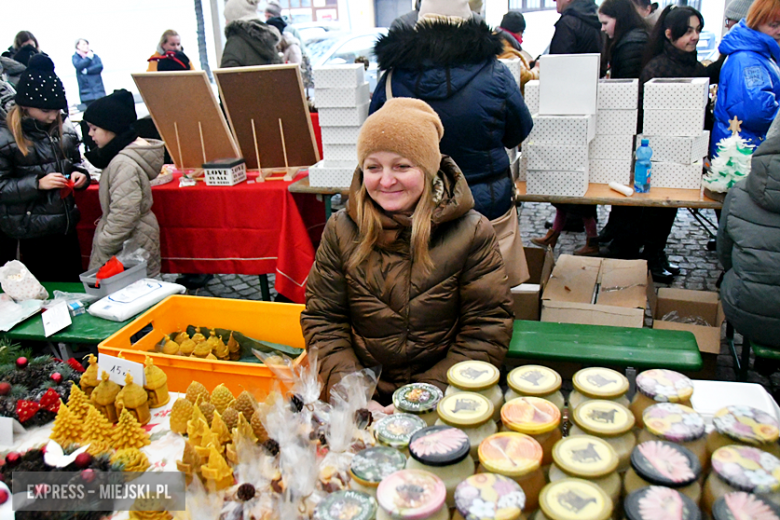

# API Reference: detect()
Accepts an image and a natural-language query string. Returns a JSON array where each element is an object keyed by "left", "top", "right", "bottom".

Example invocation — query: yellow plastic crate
[{"left": 98, "top": 295, "right": 306, "bottom": 399}]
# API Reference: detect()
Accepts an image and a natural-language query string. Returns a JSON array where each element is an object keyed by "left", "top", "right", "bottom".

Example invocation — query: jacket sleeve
[
  {"left": 220, "top": 41, "right": 241, "bottom": 68},
  {"left": 414, "top": 216, "right": 513, "bottom": 390},
  {"left": 86, "top": 55, "right": 104, "bottom": 75},
  {"left": 717, "top": 187, "right": 736, "bottom": 272},
  {"left": 369, "top": 71, "right": 389, "bottom": 114},
  {"left": 72, "top": 54, "right": 103, "bottom": 75},
  {"left": 95, "top": 161, "right": 144, "bottom": 256},
  {"left": 611, "top": 39, "right": 645, "bottom": 79},
  {"left": 719, "top": 54, "right": 779, "bottom": 137},
  {"left": 0, "top": 143, "right": 40, "bottom": 204},
  {"left": 549, "top": 17, "right": 577, "bottom": 55},
  {"left": 499, "top": 65, "right": 534, "bottom": 149},
  {"left": 300, "top": 213, "right": 365, "bottom": 397}
]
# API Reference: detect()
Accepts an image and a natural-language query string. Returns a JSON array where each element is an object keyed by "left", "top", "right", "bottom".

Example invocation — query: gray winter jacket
[
  {"left": 221, "top": 19, "right": 282, "bottom": 68},
  {"left": 717, "top": 117, "right": 780, "bottom": 347}
]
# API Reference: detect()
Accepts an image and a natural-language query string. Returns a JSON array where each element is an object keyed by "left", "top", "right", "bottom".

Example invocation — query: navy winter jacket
[
  {"left": 370, "top": 20, "right": 533, "bottom": 220},
  {"left": 72, "top": 52, "right": 106, "bottom": 103}
]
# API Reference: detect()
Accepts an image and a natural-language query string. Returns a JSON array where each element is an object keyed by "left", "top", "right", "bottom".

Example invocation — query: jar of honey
[
  {"left": 569, "top": 400, "right": 636, "bottom": 473},
  {"left": 623, "top": 486, "right": 701, "bottom": 520},
  {"left": 536, "top": 478, "right": 613, "bottom": 520},
  {"left": 478, "top": 432, "right": 545, "bottom": 512},
  {"left": 317, "top": 490, "right": 378, "bottom": 520},
  {"left": 712, "top": 492, "right": 780, "bottom": 520},
  {"left": 377, "top": 469, "right": 450, "bottom": 520},
  {"left": 549, "top": 435, "right": 621, "bottom": 508},
  {"left": 624, "top": 441, "right": 702, "bottom": 505},
  {"left": 629, "top": 369, "right": 693, "bottom": 429},
  {"left": 637, "top": 403, "right": 707, "bottom": 470},
  {"left": 454, "top": 474, "right": 528, "bottom": 520},
  {"left": 394, "top": 383, "right": 444, "bottom": 427},
  {"left": 707, "top": 406, "right": 780, "bottom": 459},
  {"left": 349, "top": 447, "right": 408, "bottom": 498},
  {"left": 505, "top": 365, "right": 565, "bottom": 413},
  {"left": 436, "top": 392, "right": 498, "bottom": 460},
  {"left": 569, "top": 368, "right": 630, "bottom": 412},
  {"left": 374, "top": 413, "right": 427, "bottom": 455},
  {"left": 703, "top": 446, "right": 780, "bottom": 516},
  {"left": 501, "top": 397, "right": 562, "bottom": 467},
  {"left": 446, "top": 361, "right": 504, "bottom": 422}
]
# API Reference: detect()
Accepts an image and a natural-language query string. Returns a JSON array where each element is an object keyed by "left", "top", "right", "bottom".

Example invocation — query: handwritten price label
[{"left": 97, "top": 353, "right": 145, "bottom": 387}]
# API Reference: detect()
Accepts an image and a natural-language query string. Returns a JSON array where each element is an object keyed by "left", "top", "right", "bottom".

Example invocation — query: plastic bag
[
  {"left": 96, "top": 256, "right": 124, "bottom": 285},
  {"left": 661, "top": 310, "right": 712, "bottom": 327},
  {"left": 0, "top": 260, "right": 48, "bottom": 300},
  {"left": 43, "top": 290, "right": 99, "bottom": 310},
  {"left": 0, "top": 296, "right": 43, "bottom": 331},
  {"left": 116, "top": 238, "right": 150, "bottom": 265}
]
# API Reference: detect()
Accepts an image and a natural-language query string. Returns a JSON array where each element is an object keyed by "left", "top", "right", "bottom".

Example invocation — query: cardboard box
[
  {"left": 524, "top": 80, "right": 540, "bottom": 114},
  {"left": 308, "top": 160, "right": 356, "bottom": 188},
  {"left": 589, "top": 134, "right": 634, "bottom": 160},
  {"left": 313, "top": 64, "right": 365, "bottom": 88},
  {"left": 642, "top": 109, "right": 705, "bottom": 137},
  {"left": 643, "top": 77, "right": 709, "bottom": 110},
  {"left": 499, "top": 57, "right": 522, "bottom": 87},
  {"left": 315, "top": 82, "right": 370, "bottom": 108},
  {"left": 528, "top": 114, "right": 596, "bottom": 145},
  {"left": 539, "top": 53, "right": 600, "bottom": 115},
  {"left": 598, "top": 79, "right": 639, "bottom": 110},
  {"left": 589, "top": 159, "right": 632, "bottom": 184},
  {"left": 652, "top": 288, "right": 725, "bottom": 355},
  {"left": 318, "top": 102, "right": 370, "bottom": 127},
  {"left": 527, "top": 169, "right": 589, "bottom": 197},
  {"left": 511, "top": 246, "right": 555, "bottom": 321},
  {"left": 525, "top": 143, "right": 588, "bottom": 171},
  {"left": 596, "top": 109, "right": 638, "bottom": 135},
  {"left": 322, "top": 143, "right": 358, "bottom": 162},
  {"left": 321, "top": 126, "right": 362, "bottom": 145},
  {"left": 541, "top": 256, "right": 652, "bottom": 328},
  {"left": 636, "top": 132, "right": 710, "bottom": 164},
  {"left": 650, "top": 161, "right": 703, "bottom": 189}
]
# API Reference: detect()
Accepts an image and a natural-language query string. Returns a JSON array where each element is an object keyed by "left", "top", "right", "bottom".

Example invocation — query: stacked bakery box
[
  {"left": 309, "top": 64, "right": 370, "bottom": 188},
  {"left": 638, "top": 78, "right": 710, "bottom": 189},
  {"left": 515, "top": 79, "right": 540, "bottom": 181},
  {"left": 590, "top": 79, "right": 638, "bottom": 185}
]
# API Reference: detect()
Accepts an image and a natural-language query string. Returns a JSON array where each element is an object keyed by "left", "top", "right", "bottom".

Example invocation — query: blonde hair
[
  {"left": 747, "top": 0, "right": 780, "bottom": 29},
  {"left": 157, "top": 29, "right": 179, "bottom": 54},
  {"left": 6, "top": 105, "right": 63, "bottom": 157}
]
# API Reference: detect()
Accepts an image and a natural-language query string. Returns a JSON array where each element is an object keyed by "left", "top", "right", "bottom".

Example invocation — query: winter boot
[
  {"left": 574, "top": 237, "right": 601, "bottom": 256},
  {"left": 531, "top": 229, "right": 560, "bottom": 249}
]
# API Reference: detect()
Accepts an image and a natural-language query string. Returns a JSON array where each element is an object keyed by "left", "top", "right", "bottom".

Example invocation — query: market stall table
[{"left": 288, "top": 175, "right": 348, "bottom": 220}]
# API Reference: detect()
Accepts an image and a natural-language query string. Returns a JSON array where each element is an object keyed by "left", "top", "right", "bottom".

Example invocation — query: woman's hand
[
  {"left": 38, "top": 173, "right": 69, "bottom": 190},
  {"left": 71, "top": 172, "right": 88, "bottom": 188},
  {"left": 368, "top": 400, "right": 395, "bottom": 414}
]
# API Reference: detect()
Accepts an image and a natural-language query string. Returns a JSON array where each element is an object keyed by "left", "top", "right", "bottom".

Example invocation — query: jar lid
[
  {"left": 711, "top": 445, "right": 780, "bottom": 493},
  {"left": 624, "top": 486, "right": 701, "bottom": 520},
  {"left": 630, "top": 441, "right": 701, "bottom": 488},
  {"left": 501, "top": 397, "right": 561, "bottom": 435},
  {"left": 572, "top": 368, "right": 629, "bottom": 399},
  {"left": 437, "top": 392, "right": 494, "bottom": 427},
  {"left": 538, "top": 478, "right": 612, "bottom": 520},
  {"left": 393, "top": 383, "right": 444, "bottom": 415},
  {"left": 447, "top": 360, "right": 500, "bottom": 391},
  {"left": 713, "top": 492, "right": 780, "bottom": 520},
  {"left": 454, "top": 473, "right": 526, "bottom": 520},
  {"left": 375, "top": 413, "right": 427, "bottom": 450},
  {"left": 350, "top": 447, "right": 408, "bottom": 486},
  {"left": 409, "top": 426, "right": 470, "bottom": 467},
  {"left": 316, "top": 490, "right": 378, "bottom": 520},
  {"left": 571, "top": 400, "right": 634, "bottom": 437},
  {"left": 552, "top": 435, "right": 619, "bottom": 479},
  {"left": 635, "top": 369, "right": 693, "bottom": 403},
  {"left": 642, "top": 403, "right": 704, "bottom": 442},
  {"left": 376, "top": 469, "right": 446, "bottom": 520},
  {"left": 507, "top": 365, "right": 562, "bottom": 396},
  {"left": 713, "top": 405, "right": 780, "bottom": 446},
  {"left": 478, "top": 432, "right": 543, "bottom": 477}
]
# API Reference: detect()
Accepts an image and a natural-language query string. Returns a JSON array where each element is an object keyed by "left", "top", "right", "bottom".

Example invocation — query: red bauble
[
  {"left": 0, "top": 488, "right": 8, "bottom": 505},
  {"left": 0, "top": 382, "right": 10, "bottom": 396},
  {"left": 15, "top": 357, "right": 28, "bottom": 369},
  {"left": 5, "top": 452, "right": 21, "bottom": 467},
  {"left": 80, "top": 469, "right": 96, "bottom": 483},
  {"left": 50, "top": 372, "right": 62, "bottom": 384},
  {"left": 74, "top": 452, "right": 92, "bottom": 469}
]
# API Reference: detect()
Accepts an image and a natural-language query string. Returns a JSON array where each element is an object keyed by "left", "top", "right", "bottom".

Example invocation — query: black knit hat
[
  {"left": 14, "top": 54, "right": 67, "bottom": 110},
  {"left": 84, "top": 89, "right": 137, "bottom": 134},
  {"left": 500, "top": 11, "right": 526, "bottom": 34}
]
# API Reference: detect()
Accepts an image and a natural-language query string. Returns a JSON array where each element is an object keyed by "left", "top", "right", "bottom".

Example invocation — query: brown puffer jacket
[{"left": 301, "top": 157, "right": 513, "bottom": 404}]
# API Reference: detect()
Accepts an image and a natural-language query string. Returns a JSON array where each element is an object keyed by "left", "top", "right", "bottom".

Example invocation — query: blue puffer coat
[
  {"left": 712, "top": 21, "right": 780, "bottom": 156},
  {"left": 370, "top": 19, "right": 533, "bottom": 220},
  {"left": 72, "top": 52, "right": 106, "bottom": 104}
]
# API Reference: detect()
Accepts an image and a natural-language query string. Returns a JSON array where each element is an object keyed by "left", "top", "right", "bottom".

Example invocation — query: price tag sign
[
  {"left": 42, "top": 302, "right": 72, "bottom": 337},
  {"left": 97, "top": 353, "right": 145, "bottom": 387}
]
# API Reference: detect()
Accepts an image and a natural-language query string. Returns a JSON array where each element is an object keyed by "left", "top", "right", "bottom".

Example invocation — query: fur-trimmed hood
[{"left": 224, "top": 19, "right": 280, "bottom": 51}]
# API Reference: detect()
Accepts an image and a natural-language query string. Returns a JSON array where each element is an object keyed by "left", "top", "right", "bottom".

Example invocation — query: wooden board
[
  {"left": 515, "top": 182, "right": 722, "bottom": 209},
  {"left": 214, "top": 64, "right": 320, "bottom": 171},
  {"left": 132, "top": 71, "right": 240, "bottom": 170}
]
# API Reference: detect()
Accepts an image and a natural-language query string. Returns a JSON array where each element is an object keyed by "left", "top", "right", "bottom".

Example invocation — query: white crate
[
  {"left": 539, "top": 53, "right": 600, "bottom": 115},
  {"left": 642, "top": 109, "right": 705, "bottom": 137},
  {"left": 321, "top": 126, "right": 362, "bottom": 145},
  {"left": 528, "top": 114, "right": 595, "bottom": 146},
  {"left": 596, "top": 109, "right": 637, "bottom": 135},
  {"left": 316, "top": 82, "right": 371, "bottom": 108},
  {"left": 499, "top": 57, "right": 522, "bottom": 87},
  {"left": 598, "top": 79, "right": 639, "bottom": 110},
  {"left": 323, "top": 143, "right": 358, "bottom": 162},
  {"left": 650, "top": 161, "right": 703, "bottom": 189},
  {"left": 527, "top": 169, "right": 589, "bottom": 197},
  {"left": 525, "top": 143, "right": 588, "bottom": 171},
  {"left": 308, "top": 160, "right": 356, "bottom": 188},
  {"left": 319, "top": 102, "right": 370, "bottom": 127},
  {"left": 589, "top": 159, "right": 632, "bottom": 184},
  {"left": 636, "top": 132, "right": 710, "bottom": 164},
  {"left": 643, "top": 78, "right": 709, "bottom": 110},
  {"left": 203, "top": 160, "right": 247, "bottom": 186},
  {"left": 524, "top": 80, "right": 540, "bottom": 114},
  {"left": 313, "top": 64, "right": 365, "bottom": 89},
  {"left": 589, "top": 134, "right": 634, "bottom": 160}
]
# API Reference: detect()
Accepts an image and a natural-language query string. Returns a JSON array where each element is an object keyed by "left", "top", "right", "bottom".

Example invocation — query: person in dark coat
[
  {"left": 221, "top": 15, "right": 281, "bottom": 67},
  {"left": 370, "top": 7, "right": 533, "bottom": 221},
  {"left": 72, "top": 39, "right": 105, "bottom": 108},
  {"left": 718, "top": 116, "right": 780, "bottom": 348},
  {"left": 3, "top": 31, "right": 41, "bottom": 68},
  {"left": 550, "top": 0, "right": 604, "bottom": 54}
]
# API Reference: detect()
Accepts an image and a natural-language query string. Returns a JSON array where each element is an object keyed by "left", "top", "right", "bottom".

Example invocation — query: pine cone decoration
[
  {"left": 210, "top": 384, "right": 234, "bottom": 415},
  {"left": 199, "top": 400, "right": 216, "bottom": 427},
  {"left": 233, "top": 391, "right": 256, "bottom": 421},
  {"left": 185, "top": 381, "right": 209, "bottom": 404},
  {"left": 169, "top": 398, "right": 194, "bottom": 435},
  {"left": 250, "top": 411, "right": 268, "bottom": 442},
  {"left": 221, "top": 407, "right": 239, "bottom": 431}
]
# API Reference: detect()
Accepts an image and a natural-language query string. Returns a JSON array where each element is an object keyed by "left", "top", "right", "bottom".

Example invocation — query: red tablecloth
[{"left": 74, "top": 170, "right": 325, "bottom": 303}]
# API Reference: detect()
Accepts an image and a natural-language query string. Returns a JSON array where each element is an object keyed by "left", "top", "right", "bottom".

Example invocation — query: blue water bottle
[{"left": 634, "top": 139, "right": 653, "bottom": 193}]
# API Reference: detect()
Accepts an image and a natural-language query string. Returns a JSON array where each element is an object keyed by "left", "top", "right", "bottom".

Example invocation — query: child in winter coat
[{"left": 83, "top": 89, "right": 163, "bottom": 277}]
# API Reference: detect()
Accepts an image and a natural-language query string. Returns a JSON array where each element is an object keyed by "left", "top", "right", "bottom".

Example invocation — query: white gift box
[
  {"left": 596, "top": 109, "right": 638, "bottom": 135},
  {"left": 524, "top": 80, "right": 540, "bottom": 114},
  {"left": 321, "top": 126, "right": 362, "bottom": 145},
  {"left": 323, "top": 143, "right": 358, "bottom": 162},
  {"left": 643, "top": 77, "right": 709, "bottom": 110},
  {"left": 598, "top": 79, "right": 639, "bottom": 110},
  {"left": 318, "top": 102, "right": 370, "bottom": 127},
  {"left": 589, "top": 134, "right": 634, "bottom": 160},
  {"left": 313, "top": 64, "right": 365, "bottom": 89},
  {"left": 642, "top": 109, "right": 704, "bottom": 137},
  {"left": 316, "top": 82, "right": 370, "bottom": 108},
  {"left": 650, "top": 161, "right": 703, "bottom": 189},
  {"left": 499, "top": 58, "right": 522, "bottom": 87},
  {"left": 539, "top": 53, "right": 600, "bottom": 115},
  {"left": 308, "top": 160, "right": 356, "bottom": 188},
  {"left": 517, "top": 152, "right": 527, "bottom": 182},
  {"left": 636, "top": 131, "right": 710, "bottom": 164},
  {"left": 527, "top": 169, "right": 589, "bottom": 197},
  {"left": 528, "top": 114, "right": 596, "bottom": 145},
  {"left": 525, "top": 143, "right": 588, "bottom": 171},
  {"left": 589, "top": 159, "right": 632, "bottom": 184}
]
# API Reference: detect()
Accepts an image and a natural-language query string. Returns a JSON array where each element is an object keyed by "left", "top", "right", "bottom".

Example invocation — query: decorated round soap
[
  {"left": 713, "top": 406, "right": 780, "bottom": 445},
  {"left": 573, "top": 368, "right": 629, "bottom": 399},
  {"left": 572, "top": 400, "right": 634, "bottom": 437},
  {"left": 501, "top": 397, "right": 561, "bottom": 435},
  {"left": 316, "top": 490, "right": 378, "bottom": 520},
  {"left": 478, "top": 432, "right": 543, "bottom": 477},
  {"left": 409, "top": 426, "right": 470, "bottom": 467},
  {"left": 643, "top": 403, "right": 704, "bottom": 442},
  {"left": 712, "top": 492, "right": 780, "bottom": 520},
  {"left": 635, "top": 369, "right": 693, "bottom": 403},
  {"left": 624, "top": 486, "right": 701, "bottom": 520},
  {"left": 350, "top": 447, "right": 408, "bottom": 486},
  {"left": 375, "top": 413, "right": 427, "bottom": 450},
  {"left": 454, "top": 473, "right": 526, "bottom": 520},
  {"left": 507, "top": 365, "right": 562, "bottom": 396},
  {"left": 437, "top": 392, "right": 493, "bottom": 428},
  {"left": 711, "top": 445, "right": 780, "bottom": 493},
  {"left": 448, "top": 361, "right": 500, "bottom": 391},
  {"left": 393, "top": 383, "right": 444, "bottom": 415},
  {"left": 539, "top": 478, "right": 612, "bottom": 520},
  {"left": 553, "top": 435, "right": 619, "bottom": 479},
  {"left": 376, "top": 469, "right": 446, "bottom": 520},
  {"left": 630, "top": 441, "right": 700, "bottom": 488}
]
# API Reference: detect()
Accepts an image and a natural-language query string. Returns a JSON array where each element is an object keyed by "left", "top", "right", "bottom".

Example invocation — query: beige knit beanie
[
  {"left": 418, "top": 0, "right": 473, "bottom": 23},
  {"left": 357, "top": 98, "right": 444, "bottom": 178}
]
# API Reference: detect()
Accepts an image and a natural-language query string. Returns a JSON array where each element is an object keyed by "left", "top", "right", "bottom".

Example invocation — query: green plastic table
[{"left": 509, "top": 320, "right": 703, "bottom": 371}]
